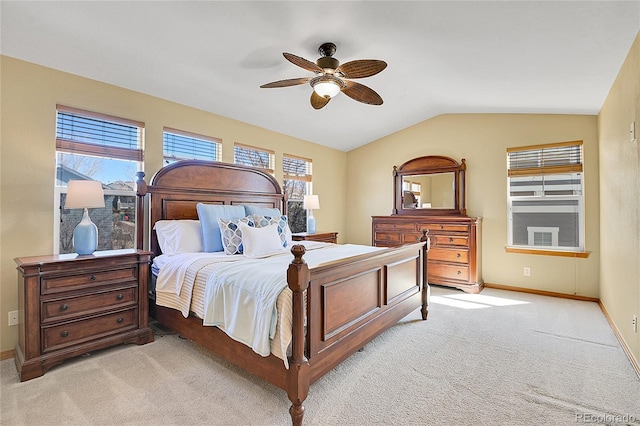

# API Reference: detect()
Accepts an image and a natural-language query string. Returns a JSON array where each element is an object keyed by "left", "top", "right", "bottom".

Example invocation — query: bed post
[
  {"left": 420, "top": 229, "right": 430, "bottom": 320},
  {"left": 135, "top": 171, "right": 148, "bottom": 251},
  {"left": 286, "top": 245, "right": 311, "bottom": 426}
]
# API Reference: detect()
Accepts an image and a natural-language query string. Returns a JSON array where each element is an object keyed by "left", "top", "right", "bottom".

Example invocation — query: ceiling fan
[{"left": 260, "top": 42, "right": 387, "bottom": 110}]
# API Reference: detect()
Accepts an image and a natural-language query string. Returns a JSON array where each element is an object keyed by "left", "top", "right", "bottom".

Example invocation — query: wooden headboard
[{"left": 136, "top": 160, "right": 285, "bottom": 257}]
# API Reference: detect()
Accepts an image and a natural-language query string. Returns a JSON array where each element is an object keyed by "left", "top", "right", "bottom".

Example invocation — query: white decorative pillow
[
  {"left": 153, "top": 220, "right": 203, "bottom": 255},
  {"left": 217, "top": 216, "right": 254, "bottom": 255},
  {"left": 251, "top": 214, "right": 291, "bottom": 247},
  {"left": 238, "top": 222, "right": 287, "bottom": 258}
]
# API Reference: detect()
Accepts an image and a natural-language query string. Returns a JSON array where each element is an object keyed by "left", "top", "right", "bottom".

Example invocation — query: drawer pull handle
[
  {"left": 457, "top": 270, "right": 461, "bottom": 275},
  {"left": 90, "top": 275, "right": 96, "bottom": 281},
  {"left": 116, "top": 293, "right": 124, "bottom": 300},
  {"left": 440, "top": 225, "right": 444, "bottom": 230},
  {"left": 60, "top": 304, "right": 68, "bottom": 311},
  {"left": 457, "top": 253, "right": 461, "bottom": 258},
  {"left": 117, "top": 317, "right": 124, "bottom": 324},
  {"left": 385, "top": 235, "right": 390, "bottom": 239},
  {"left": 449, "top": 237, "right": 454, "bottom": 242},
  {"left": 60, "top": 330, "right": 69, "bottom": 338}
]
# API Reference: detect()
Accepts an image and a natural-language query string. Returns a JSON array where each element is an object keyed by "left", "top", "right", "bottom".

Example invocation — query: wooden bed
[{"left": 135, "top": 160, "right": 429, "bottom": 425}]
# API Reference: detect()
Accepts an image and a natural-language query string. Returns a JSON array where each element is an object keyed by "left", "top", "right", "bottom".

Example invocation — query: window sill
[{"left": 505, "top": 247, "right": 590, "bottom": 258}]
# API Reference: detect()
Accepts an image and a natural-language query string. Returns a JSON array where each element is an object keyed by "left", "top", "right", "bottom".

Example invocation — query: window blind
[
  {"left": 56, "top": 105, "right": 144, "bottom": 162},
  {"left": 234, "top": 143, "right": 274, "bottom": 173},
  {"left": 507, "top": 140, "right": 582, "bottom": 177},
  {"left": 283, "top": 154, "right": 312, "bottom": 182},
  {"left": 163, "top": 128, "right": 221, "bottom": 162}
]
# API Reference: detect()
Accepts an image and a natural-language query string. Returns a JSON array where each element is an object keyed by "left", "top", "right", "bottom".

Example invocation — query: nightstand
[
  {"left": 291, "top": 231, "right": 338, "bottom": 244},
  {"left": 14, "top": 249, "right": 154, "bottom": 381}
]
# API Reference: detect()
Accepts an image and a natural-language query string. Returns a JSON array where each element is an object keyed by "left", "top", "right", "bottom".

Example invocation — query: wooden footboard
[{"left": 286, "top": 241, "right": 428, "bottom": 424}]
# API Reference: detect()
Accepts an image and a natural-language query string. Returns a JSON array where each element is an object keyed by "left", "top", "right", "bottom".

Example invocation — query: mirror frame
[{"left": 392, "top": 155, "right": 467, "bottom": 216}]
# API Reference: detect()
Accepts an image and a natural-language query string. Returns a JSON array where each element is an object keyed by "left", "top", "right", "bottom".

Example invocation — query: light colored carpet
[{"left": 1, "top": 287, "right": 639, "bottom": 426}]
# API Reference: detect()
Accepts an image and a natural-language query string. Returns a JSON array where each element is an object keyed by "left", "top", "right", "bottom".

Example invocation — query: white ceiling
[{"left": 2, "top": 1, "right": 639, "bottom": 152}]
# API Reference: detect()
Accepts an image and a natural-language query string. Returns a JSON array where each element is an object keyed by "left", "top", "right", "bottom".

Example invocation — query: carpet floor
[{"left": 1, "top": 286, "right": 639, "bottom": 425}]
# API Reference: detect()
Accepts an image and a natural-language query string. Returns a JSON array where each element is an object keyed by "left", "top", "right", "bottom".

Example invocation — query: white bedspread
[{"left": 153, "top": 242, "right": 382, "bottom": 366}]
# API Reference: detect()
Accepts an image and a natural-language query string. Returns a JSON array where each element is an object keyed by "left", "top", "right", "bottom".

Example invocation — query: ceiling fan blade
[
  {"left": 283, "top": 53, "right": 323, "bottom": 73},
  {"left": 342, "top": 80, "right": 383, "bottom": 105},
  {"left": 336, "top": 60, "right": 387, "bottom": 79},
  {"left": 260, "top": 77, "right": 312, "bottom": 88},
  {"left": 310, "top": 91, "right": 330, "bottom": 110}
]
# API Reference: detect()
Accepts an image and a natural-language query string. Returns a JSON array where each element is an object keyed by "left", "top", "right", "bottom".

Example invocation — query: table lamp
[
  {"left": 303, "top": 194, "right": 320, "bottom": 234},
  {"left": 65, "top": 180, "right": 105, "bottom": 255}
]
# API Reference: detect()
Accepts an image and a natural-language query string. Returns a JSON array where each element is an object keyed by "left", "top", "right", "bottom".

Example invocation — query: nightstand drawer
[
  {"left": 42, "top": 267, "right": 137, "bottom": 294},
  {"left": 42, "top": 286, "right": 137, "bottom": 323},
  {"left": 42, "top": 308, "right": 138, "bottom": 352}
]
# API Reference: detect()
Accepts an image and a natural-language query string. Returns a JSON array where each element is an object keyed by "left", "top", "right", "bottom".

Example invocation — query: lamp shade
[
  {"left": 65, "top": 180, "right": 105, "bottom": 209},
  {"left": 303, "top": 195, "right": 320, "bottom": 210}
]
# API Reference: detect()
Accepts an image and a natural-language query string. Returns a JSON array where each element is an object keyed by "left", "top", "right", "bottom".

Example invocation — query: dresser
[
  {"left": 14, "top": 249, "right": 154, "bottom": 381},
  {"left": 373, "top": 155, "right": 483, "bottom": 293},
  {"left": 372, "top": 215, "right": 482, "bottom": 293},
  {"left": 291, "top": 231, "right": 338, "bottom": 244}
]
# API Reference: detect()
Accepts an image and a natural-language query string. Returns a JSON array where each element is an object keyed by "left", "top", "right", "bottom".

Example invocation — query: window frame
[
  {"left": 54, "top": 105, "right": 144, "bottom": 254},
  {"left": 506, "top": 140, "right": 587, "bottom": 257},
  {"left": 282, "top": 154, "right": 313, "bottom": 233}
]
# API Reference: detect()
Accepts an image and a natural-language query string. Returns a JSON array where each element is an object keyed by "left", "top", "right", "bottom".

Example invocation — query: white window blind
[
  {"left": 234, "top": 143, "right": 274, "bottom": 173},
  {"left": 56, "top": 105, "right": 144, "bottom": 162},
  {"left": 163, "top": 128, "right": 222, "bottom": 164}
]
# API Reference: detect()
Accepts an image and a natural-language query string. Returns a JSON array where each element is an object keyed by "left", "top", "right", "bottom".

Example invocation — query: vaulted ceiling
[{"left": 2, "top": 1, "right": 639, "bottom": 151}]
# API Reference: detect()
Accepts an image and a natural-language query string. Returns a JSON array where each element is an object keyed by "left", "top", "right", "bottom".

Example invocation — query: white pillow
[
  {"left": 238, "top": 222, "right": 287, "bottom": 258},
  {"left": 154, "top": 220, "right": 203, "bottom": 255}
]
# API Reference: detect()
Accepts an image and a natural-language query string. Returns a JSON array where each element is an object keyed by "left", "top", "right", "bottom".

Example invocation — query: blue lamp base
[
  {"left": 73, "top": 208, "right": 98, "bottom": 255},
  {"left": 307, "top": 214, "right": 317, "bottom": 234}
]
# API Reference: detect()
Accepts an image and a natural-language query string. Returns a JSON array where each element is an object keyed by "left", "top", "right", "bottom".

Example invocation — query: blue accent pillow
[
  {"left": 196, "top": 203, "right": 246, "bottom": 252},
  {"left": 243, "top": 205, "right": 282, "bottom": 217}
]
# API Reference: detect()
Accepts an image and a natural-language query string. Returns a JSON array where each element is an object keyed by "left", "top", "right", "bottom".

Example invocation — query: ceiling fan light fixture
[{"left": 311, "top": 75, "right": 343, "bottom": 99}]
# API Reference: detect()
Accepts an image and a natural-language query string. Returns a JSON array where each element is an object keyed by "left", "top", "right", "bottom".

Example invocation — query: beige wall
[
  {"left": 346, "top": 114, "right": 600, "bottom": 298},
  {"left": 0, "top": 56, "right": 347, "bottom": 353},
  {"left": 598, "top": 32, "right": 640, "bottom": 363}
]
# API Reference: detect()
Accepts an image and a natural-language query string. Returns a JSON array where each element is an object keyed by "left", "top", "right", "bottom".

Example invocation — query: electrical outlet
[
  {"left": 523, "top": 266, "right": 531, "bottom": 277},
  {"left": 633, "top": 315, "right": 638, "bottom": 333},
  {"left": 8, "top": 310, "right": 19, "bottom": 326}
]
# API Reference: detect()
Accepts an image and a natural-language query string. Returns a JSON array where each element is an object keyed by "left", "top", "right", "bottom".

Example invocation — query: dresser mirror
[{"left": 393, "top": 156, "right": 466, "bottom": 216}]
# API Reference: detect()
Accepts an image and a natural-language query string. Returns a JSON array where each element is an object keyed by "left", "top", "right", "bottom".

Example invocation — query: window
[
  {"left": 507, "top": 140, "right": 584, "bottom": 252},
  {"left": 283, "top": 154, "right": 312, "bottom": 233},
  {"left": 234, "top": 143, "right": 275, "bottom": 174},
  {"left": 163, "top": 128, "right": 221, "bottom": 164},
  {"left": 55, "top": 105, "right": 144, "bottom": 254}
]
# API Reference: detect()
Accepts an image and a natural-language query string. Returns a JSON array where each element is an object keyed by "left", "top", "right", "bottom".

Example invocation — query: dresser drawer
[
  {"left": 41, "top": 286, "right": 137, "bottom": 323},
  {"left": 374, "top": 222, "right": 416, "bottom": 231},
  {"left": 42, "top": 308, "right": 138, "bottom": 352},
  {"left": 374, "top": 232, "right": 403, "bottom": 244},
  {"left": 429, "top": 247, "right": 469, "bottom": 264},
  {"left": 423, "top": 223, "right": 469, "bottom": 233},
  {"left": 432, "top": 235, "right": 469, "bottom": 247},
  {"left": 429, "top": 262, "right": 469, "bottom": 282},
  {"left": 42, "top": 267, "right": 137, "bottom": 294}
]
